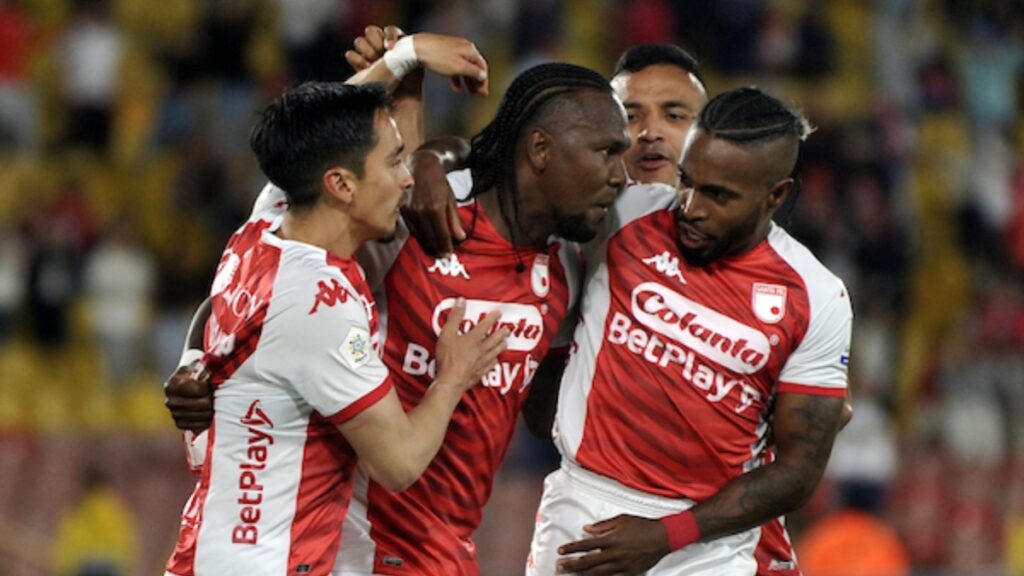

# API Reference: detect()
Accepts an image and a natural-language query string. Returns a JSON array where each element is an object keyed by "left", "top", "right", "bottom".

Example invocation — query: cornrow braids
[
  {"left": 466, "top": 63, "right": 613, "bottom": 256},
  {"left": 697, "top": 86, "right": 814, "bottom": 145}
]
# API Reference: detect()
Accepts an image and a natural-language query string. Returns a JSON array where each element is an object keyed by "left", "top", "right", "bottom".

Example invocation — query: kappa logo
[
  {"left": 309, "top": 278, "right": 350, "bottom": 315},
  {"left": 428, "top": 254, "right": 470, "bottom": 279},
  {"left": 642, "top": 251, "right": 686, "bottom": 284}
]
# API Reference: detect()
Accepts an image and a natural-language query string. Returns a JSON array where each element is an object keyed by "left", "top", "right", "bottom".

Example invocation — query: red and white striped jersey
[
  {"left": 335, "top": 170, "right": 580, "bottom": 575},
  {"left": 166, "top": 202, "right": 392, "bottom": 576},
  {"left": 554, "top": 182, "right": 852, "bottom": 501}
]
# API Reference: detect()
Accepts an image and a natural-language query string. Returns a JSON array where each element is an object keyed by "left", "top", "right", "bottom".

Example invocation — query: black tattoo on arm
[{"left": 689, "top": 393, "right": 844, "bottom": 540}]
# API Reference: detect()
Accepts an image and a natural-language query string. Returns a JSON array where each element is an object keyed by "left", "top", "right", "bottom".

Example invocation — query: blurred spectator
[
  {"left": 198, "top": 0, "right": 261, "bottom": 157},
  {"left": 26, "top": 220, "right": 78, "bottom": 348},
  {"left": 59, "top": 0, "right": 123, "bottom": 152},
  {"left": 275, "top": 0, "right": 350, "bottom": 83},
  {"left": 620, "top": 0, "right": 675, "bottom": 47},
  {"left": 52, "top": 466, "right": 137, "bottom": 576},
  {"left": 955, "top": 17, "right": 1024, "bottom": 133},
  {"left": 83, "top": 217, "right": 155, "bottom": 387},
  {"left": 825, "top": 310, "right": 899, "bottom": 514},
  {"left": 0, "top": 0, "right": 38, "bottom": 150},
  {"left": 0, "top": 223, "right": 26, "bottom": 340}
]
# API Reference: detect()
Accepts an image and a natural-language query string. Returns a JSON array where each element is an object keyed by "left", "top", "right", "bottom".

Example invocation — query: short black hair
[
  {"left": 249, "top": 82, "right": 391, "bottom": 208},
  {"left": 697, "top": 86, "right": 811, "bottom": 144},
  {"left": 467, "top": 62, "right": 613, "bottom": 247},
  {"left": 612, "top": 44, "right": 704, "bottom": 87}
]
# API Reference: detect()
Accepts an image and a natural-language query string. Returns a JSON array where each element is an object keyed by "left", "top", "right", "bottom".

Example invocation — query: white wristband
[
  {"left": 383, "top": 35, "right": 419, "bottom": 79},
  {"left": 178, "top": 348, "right": 204, "bottom": 369}
]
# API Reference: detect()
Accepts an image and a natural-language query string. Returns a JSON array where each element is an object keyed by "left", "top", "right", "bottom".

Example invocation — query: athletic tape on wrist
[
  {"left": 383, "top": 36, "right": 418, "bottom": 79},
  {"left": 661, "top": 510, "right": 700, "bottom": 552}
]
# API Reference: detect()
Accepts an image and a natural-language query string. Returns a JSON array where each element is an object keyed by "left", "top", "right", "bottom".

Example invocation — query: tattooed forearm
[{"left": 689, "top": 394, "right": 844, "bottom": 541}]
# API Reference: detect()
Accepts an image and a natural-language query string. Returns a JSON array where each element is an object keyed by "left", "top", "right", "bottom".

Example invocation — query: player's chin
[{"left": 375, "top": 221, "right": 399, "bottom": 244}]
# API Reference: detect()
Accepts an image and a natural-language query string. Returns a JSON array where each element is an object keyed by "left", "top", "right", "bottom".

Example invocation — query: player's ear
[
  {"left": 323, "top": 166, "right": 359, "bottom": 205},
  {"left": 526, "top": 128, "right": 551, "bottom": 172},
  {"left": 765, "top": 177, "right": 792, "bottom": 214}
]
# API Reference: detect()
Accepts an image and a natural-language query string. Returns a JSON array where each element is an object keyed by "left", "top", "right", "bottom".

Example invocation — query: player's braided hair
[
  {"left": 466, "top": 63, "right": 612, "bottom": 255},
  {"left": 697, "top": 86, "right": 813, "bottom": 144},
  {"left": 698, "top": 86, "right": 812, "bottom": 226}
]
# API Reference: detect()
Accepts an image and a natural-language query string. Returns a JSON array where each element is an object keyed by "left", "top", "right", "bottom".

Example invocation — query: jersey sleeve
[
  {"left": 777, "top": 280, "right": 852, "bottom": 397},
  {"left": 257, "top": 268, "right": 392, "bottom": 425}
]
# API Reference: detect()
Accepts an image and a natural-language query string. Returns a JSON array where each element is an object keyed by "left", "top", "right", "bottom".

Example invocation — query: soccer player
[
  {"left": 165, "top": 30, "right": 631, "bottom": 576},
  {"left": 163, "top": 82, "right": 508, "bottom": 576},
  {"left": 611, "top": 44, "right": 810, "bottom": 576},
  {"left": 526, "top": 87, "right": 852, "bottom": 576}
]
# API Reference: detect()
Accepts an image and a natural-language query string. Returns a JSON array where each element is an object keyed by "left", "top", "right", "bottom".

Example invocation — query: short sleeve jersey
[
  {"left": 166, "top": 201, "right": 392, "bottom": 576},
  {"left": 334, "top": 170, "right": 581, "bottom": 576},
  {"left": 553, "top": 182, "right": 852, "bottom": 501}
]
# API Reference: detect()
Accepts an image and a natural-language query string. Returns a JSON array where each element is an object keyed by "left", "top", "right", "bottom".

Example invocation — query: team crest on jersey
[
  {"left": 531, "top": 254, "right": 550, "bottom": 297},
  {"left": 428, "top": 254, "right": 470, "bottom": 279},
  {"left": 751, "top": 283, "right": 787, "bottom": 324},
  {"left": 339, "top": 326, "right": 371, "bottom": 370}
]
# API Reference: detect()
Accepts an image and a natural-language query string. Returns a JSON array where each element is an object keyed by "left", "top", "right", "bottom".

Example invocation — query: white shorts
[{"left": 526, "top": 461, "right": 758, "bottom": 576}]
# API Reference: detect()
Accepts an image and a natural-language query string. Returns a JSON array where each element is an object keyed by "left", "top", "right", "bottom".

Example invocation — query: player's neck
[
  {"left": 278, "top": 208, "right": 361, "bottom": 260},
  {"left": 477, "top": 189, "right": 549, "bottom": 248}
]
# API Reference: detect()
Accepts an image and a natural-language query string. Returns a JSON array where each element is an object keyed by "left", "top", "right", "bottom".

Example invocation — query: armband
[{"left": 660, "top": 510, "right": 700, "bottom": 552}]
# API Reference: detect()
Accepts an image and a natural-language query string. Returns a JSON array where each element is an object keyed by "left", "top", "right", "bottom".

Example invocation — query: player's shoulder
[
  {"left": 765, "top": 224, "right": 848, "bottom": 303},
  {"left": 268, "top": 237, "right": 364, "bottom": 305},
  {"left": 610, "top": 182, "right": 679, "bottom": 229}
]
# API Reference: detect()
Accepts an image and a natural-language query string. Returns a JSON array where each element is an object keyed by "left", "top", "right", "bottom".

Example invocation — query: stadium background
[{"left": 0, "top": 0, "right": 1022, "bottom": 574}]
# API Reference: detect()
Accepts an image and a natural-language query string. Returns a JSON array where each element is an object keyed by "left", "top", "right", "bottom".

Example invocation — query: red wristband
[{"left": 661, "top": 510, "right": 700, "bottom": 551}]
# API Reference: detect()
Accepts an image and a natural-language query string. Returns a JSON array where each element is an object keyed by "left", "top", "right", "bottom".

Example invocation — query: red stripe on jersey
[
  {"left": 756, "top": 517, "right": 801, "bottom": 576},
  {"left": 777, "top": 383, "right": 846, "bottom": 397},
  {"left": 165, "top": 421, "right": 217, "bottom": 575},
  {"left": 326, "top": 377, "right": 393, "bottom": 425},
  {"left": 287, "top": 415, "right": 359, "bottom": 576}
]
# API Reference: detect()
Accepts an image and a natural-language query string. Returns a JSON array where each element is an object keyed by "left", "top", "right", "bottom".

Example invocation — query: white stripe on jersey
[{"left": 554, "top": 182, "right": 677, "bottom": 462}]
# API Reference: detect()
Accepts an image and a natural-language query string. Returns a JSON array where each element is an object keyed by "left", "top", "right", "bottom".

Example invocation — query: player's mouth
[
  {"left": 636, "top": 152, "right": 670, "bottom": 172},
  {"left": 678, "top": 221, "right": 710, "bottom": 250}
]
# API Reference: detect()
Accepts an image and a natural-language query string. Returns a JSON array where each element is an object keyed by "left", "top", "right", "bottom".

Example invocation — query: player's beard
[
  {"left": 679, "top": 210, "right": 761, "bottom": 267},
  {"left": 554, "top": 212, "right": 598, "bottom": 243}
]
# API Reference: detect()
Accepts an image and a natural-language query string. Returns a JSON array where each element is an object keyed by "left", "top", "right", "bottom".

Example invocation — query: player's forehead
[
  {"left": 369, "top": 111, "right": 401, "bottom": 153},
  {"left": 613, "top": 64, "right": 706, "bottom": 106},
  {"left": 570, "top": 92, "right": 628, "bottom": 133}
]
